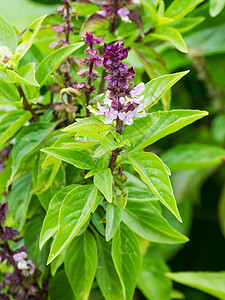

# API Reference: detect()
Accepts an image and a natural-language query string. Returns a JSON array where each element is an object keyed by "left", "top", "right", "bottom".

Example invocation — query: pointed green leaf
[
  {"left": 124, "top": 110, "right": 208, "bottom": 152},
  {"left": 63, "top": 117, "right": 111, "bottom": 133},
  {"left": 49, "top": 271, "right": 74, "bottom": 300},
  {"left": 142, "top": 71, "right": 189, "bottom": 109},
  {"left": 36, "top": 43, "right": 84, "bottom": 86},
  {"left": 96, "top": 236, "right": 124, "bottom": 300},
  {"left": 165, "top": 0, "right": 205, "bottom": 22},
  {"left": 94, "top": 169, "right": 112, "bottom": 203},
  {"left": 138, "top": 257, "right": 172, "bottom": 300},
  {"left": 0, "top": 16, "right": 17, "bottom": 52},
  {"left": 167, "top": 272, "right": 225, "bottom": 299},
  {"left": 210, "top": 0, "right": 225, "bottom": 16},
  {"left": 48, "top": 185, "right": 97, "bottom": 263},
  {"left": 8, "top": 172, "right": 33, "bottom": 230},
  {"left": 65, "top": 231, "right": 97, "bottom": 300},
  {"left": 41, "top": 147, "right": 96, "bottom": 170},
  {"left": 112, "top": 223, "right": 141, "bottom": 300},
  {"left": 151, "top": 27, "right": 188, "bottom": 53},
  {"left": 51, "top": 250, "right": 66, "bottom": 277},
  {"left": 106, "top": 204, "right": 122, "bottom": 241},
  {"left": 40, "top": 185, "right": 77, "bottom": 249},
  {"left": 123, "top": 201, "right": 188, "bottom": 244},
  {"left": 5, "top": 63, "right": 39, "bottom": 86},
  {"left": 13, "top": 15, "right": 46, "bottom": 64},
  {"left": 126, "top": 152, "right": 181, "bottom": 221},
  {"left": 11, "top": 122, "right": 55, "bottom": 178},
  {"left": 0, "top": 111, "right": 31, "bottom": 150},
  {"left": 161, "top": 144, "right": 225, "bottom": 172}
]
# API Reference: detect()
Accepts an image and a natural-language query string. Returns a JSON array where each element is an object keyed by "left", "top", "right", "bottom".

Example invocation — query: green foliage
[{"left": 0, "top": 1, "right": 224, "bottom": 299}]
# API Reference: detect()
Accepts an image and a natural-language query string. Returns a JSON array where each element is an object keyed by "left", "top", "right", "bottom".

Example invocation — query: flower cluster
[
  {"left": 89, "top": 42, "right": 147, "bottom": 125},
  {"left": 0, "top": 203, "right": 47, "bottom": 299},
  {"left": 97, "top": 0, "right": 137, "bottom": 24},
  {"left": 49, "top": 0, "right": 75, "bottom": 49}
]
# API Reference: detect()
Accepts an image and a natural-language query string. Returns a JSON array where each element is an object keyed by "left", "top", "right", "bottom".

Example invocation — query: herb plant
[{"left": 0, "top": 0, "right": 225, "bottom": 299}]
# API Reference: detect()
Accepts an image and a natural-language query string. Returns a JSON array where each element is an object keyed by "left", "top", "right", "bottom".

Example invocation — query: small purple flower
[
  {"left": 53, "top": 24, "right": 65, "bottom": 33},
  {"left": 117, "top": 8, "right": 131, "bottom": 23},
  {"left": 2, "top": 227, "right": 19, "bottom": 241},
  {"left": 82, "top": 31, "right": 105, "bottom": 47}
]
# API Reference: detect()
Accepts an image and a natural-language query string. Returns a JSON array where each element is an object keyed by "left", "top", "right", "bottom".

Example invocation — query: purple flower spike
[
  {"left": 89, "top": 42, "right": 147, "bottom": 125},
  {"left": 83, "top": 31, "right": 105, "bottom": 47}
]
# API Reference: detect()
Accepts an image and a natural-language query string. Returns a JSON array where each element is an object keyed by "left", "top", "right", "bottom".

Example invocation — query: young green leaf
[
  {"left": 112, "top": 223, "right": 141, "bottom": 300},
  {"left": 36, "top": 43, "right": 84, "bottom": 86},
  {"left": 125, "top": 152, "right": 182, "bottom": 222},
  {"left": 63, "top": 117, "right": 111, "bottom": 133},
  {"left": 5, "top": 63, "right": 39, "bottom": 86},
  {"left": 8, "top": 172, "right": 33, "bottom": 230},
  {"left": 0, "top": 16, "right": 17, "bottom": 52},
  {"left": 138, "top": 257, "right": 172, "bottom": 300},
  {"left": 13, "top": 15, "right": 46, "bottom": 64},
  {"left": 151, "top": 27, "right": 188, "bottom": 53},
  {"left": 11, "top": 122, "right": 55, "bottom": 178},
  {"left": 161, "top": 144, "right": 225, "bottom": 172},
  {"left": 124, "top": 110, "right": 208, "bottom": 152},
  {"left": 51, "top": 250, "right": 66, "bottom": 277},
  {"left": 47, "top": 185, "right": 98, "bottom": 264},
  {"left": 41, "top": 147, "right": 96, "bottom": 170},
  {"left": 94, "top": 168, "right": 112, "bottom": 203},
  {"left": 165, "top": 0, "right": 205, "bottom": 22},
  {"left": 210, "top": 0, "right": 225, "bottom": 17},
  {"left": 0, "top": 111, "right": 31, "bottom": 150},
  {"left": 123, "top": 200, "right": 188, "bottom": 244},
  {"left": 0, "top": 81, "right": 20, "bottom": 103},
  {"left": 80, "top": 14, "right": 109, "bottom": 37},
  {"left": 142, "top": 71, "right": 189, "bottom": 109},
  {"left": 65, "top": 231, "right": 97, "bottom": 300},
  {"left": 96, "top": 236, "right": 125, "bottom": 300},
  {"left": 40, "top": 185, "right": 77, "bottom": 250},
  {"left": 106, "top": 204, "right": 122, "bottom": 241},
  {"left": 70, "top": 2, "right": 99, "bottom": 16},
  {"left": 167, "top": 272, "right": 225, "bottom": 299}
]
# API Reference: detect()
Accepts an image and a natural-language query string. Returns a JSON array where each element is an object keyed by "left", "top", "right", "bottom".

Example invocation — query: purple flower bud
[
  {"left": 53, "top": 24, "right": 65, "bottom": 33},
  {"left": 48, "top": 41, "right": 59, "bottom": 49},
  {"left": 82, "top": 31, "right": 104, "bottom": 47},
  {"left": 57, "top": 5, "right": 66, "bottom": 12}
]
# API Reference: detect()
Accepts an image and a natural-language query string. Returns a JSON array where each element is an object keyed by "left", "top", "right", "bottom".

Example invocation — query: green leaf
[
  {"left": 8, "top": 172, "right": 33, "bottom": 229},
  {"left": 65, "top": 231, "right": 97, "bottom": 300},
  {"left": 63, "top": 117, "right": 111, "bottom": 133},
  {"left": 112, "top": 223, "right": 141, "bottom": 300},
  {"left": 142, "top": 71, "right": 189, "bottom": 109},
  {"left": 93, "top": 138, "right": 118, "bottom": 158},
  {"left": 218, "top": 185, "right": 225, "bottom": 238},
  {"left": 12, "top": 15, "right": 46, "bottom": 64},
  {"left": 80, "top": 14, "right": 109, "bottom": 37},
  {"left": 161, "top": 144, "right": 225, "bottom": 172},
  {"left": 125, "top": 152, "right": 181, "bottom": 221},
  {"left": 151, "top": 27, "right": 188, "bottom": 53},
  {"left": 71, "top": 2, "right": 99, "bottom": 16},
  {"left": 49, "top": 271, "right": 74, "bottom": 300},
  {"left": 94, "top": 169, "right": 112, "bottom": 203},
  {"left": 210, "top": 0, "right": 225, "bottom": 17},
  {"left": 0, "top": 111, "right": 31, "bottom": 150},
  {"left": 106, "top": 204, "right": 122, "bottom": 241},
  {"left": 0, "top": 81, "right": 20, "bottom": 103},
  {"left": 0, "top": 16, "right": 17, "bottom": 52},
  {"left": 5, "top": 63, "right": 39, "bottom": 86},
  {"left": 167, "top": 272, "right": 225, "bottom": 299},
  {"left": 41, "top": 147, "right": 96, "bottom": 170},
  {"left": 124, "top": 110, "right": 208, "bottom": 152},
  {"left": 96, "top": 236, "right": 124, "bottom": 300},
  {"left": 11, "top": 122, "right": 55, "bottom": 178},
  {"left": 51, "top": 250, "right": 66, "bottom": 277},
  {"left": 36, "top": 43, "right": 84, "bottom": 86},
  {"left": 123, "top": 200, "right": 188, "bottom": 244},
  {"left": 138, "top": 257, "right": 172, "bottom": 300},
  {"left": 165, "top": 0, "right": 205, "bottom": 22},
  {"left": 139, "top": 0, "right": 158, "bottom": 22},
  {"left": 40, "top": 185, "right": 77, "bottom": 250},
  {"left": 47, "top": 185, "right": 98, "bottom": 264},
  {"left": 172, "top": 17, "right": 205, "bottom": 33},
  {"left": 12, "top": 15, "right": 47, "bottom": 64}
]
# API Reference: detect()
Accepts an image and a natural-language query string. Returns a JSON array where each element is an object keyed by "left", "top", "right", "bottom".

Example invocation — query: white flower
[
  {"left": 130, "top": 82, "right": 145, "bottom": 104},
  {"left": 117, "top": 8, "right": 131, "bottom": 23}
]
